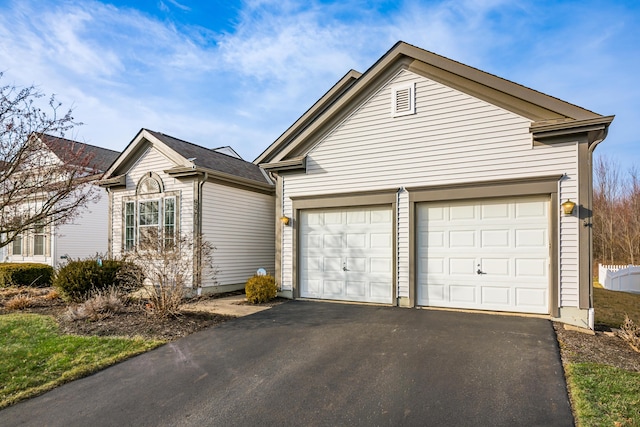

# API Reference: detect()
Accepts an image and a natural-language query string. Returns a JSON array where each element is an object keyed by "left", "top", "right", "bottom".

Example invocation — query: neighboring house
[
  {"left": 99, "top": 129, "right": 275, "bottom": 294},
  {"left": 4, "top": 134, "right": 119, "bottom": 267},
  {"left": 256, "top": 41, "right": 614, "bottom": 328}
]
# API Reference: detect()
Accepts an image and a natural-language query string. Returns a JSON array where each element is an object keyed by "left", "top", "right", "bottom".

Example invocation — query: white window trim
[
  {"left": 123, "top": 192, "right": 179, "bottom": 252},
  {"left": 391, "top": 82, "right": 415, "bottom": 117}
]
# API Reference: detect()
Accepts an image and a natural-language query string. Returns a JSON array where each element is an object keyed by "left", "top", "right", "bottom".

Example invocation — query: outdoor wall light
[
  {"left": 280, "top": 216, "right": 291, "bottom": 226},
  {"left": 561, "top": 199, "right": 576, "bottom": 215}
]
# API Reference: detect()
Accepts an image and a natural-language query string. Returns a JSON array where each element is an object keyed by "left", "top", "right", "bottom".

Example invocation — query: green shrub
[
  {"left": 245, "top": 274, "right": 278, "bottom": 304},
  {"left": 0, "top": 263, "right": 54, "bottom": 287},
  {"left": 53, "top": 258, "right": 143, "bottom": 302}
]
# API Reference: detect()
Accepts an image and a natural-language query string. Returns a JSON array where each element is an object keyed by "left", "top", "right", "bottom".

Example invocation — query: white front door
[
  {"left": 299, "top": 206, "right": 393, "bottom": 304},
  {"left": 416, "top": 196, "right": 550, "bottom": 314}
]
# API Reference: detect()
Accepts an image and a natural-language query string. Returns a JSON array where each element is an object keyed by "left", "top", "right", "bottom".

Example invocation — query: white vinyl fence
[{"left": 599, "top": 264, "right": 640, "bottom": 293}]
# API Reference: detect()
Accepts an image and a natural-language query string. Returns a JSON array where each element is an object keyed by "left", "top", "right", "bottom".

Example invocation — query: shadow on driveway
[{"left": 0, "top": 301, "right": 574, "bottom": 426}]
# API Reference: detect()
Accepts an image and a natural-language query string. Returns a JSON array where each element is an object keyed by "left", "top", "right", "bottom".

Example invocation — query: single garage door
[
  {"left": 299, "top": 206, "right": 393, "bottom": 304},
  {"left": 416, "top": 196, "right": 549, "bottom": 314}
]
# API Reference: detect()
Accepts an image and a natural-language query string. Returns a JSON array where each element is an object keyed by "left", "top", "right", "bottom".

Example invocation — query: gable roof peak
[{"left": 257, "top": 40, "right": 613, "bottom": 166}]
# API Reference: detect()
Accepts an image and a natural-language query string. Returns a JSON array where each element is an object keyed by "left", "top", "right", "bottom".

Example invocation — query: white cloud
[{"left": 0, "top": 0, "right": 636, "bottom": 167}]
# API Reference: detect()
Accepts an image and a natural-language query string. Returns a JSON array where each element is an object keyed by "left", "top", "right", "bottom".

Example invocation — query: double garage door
[{"left": 299, "top": 196, "right": 550, "bottom": 314}]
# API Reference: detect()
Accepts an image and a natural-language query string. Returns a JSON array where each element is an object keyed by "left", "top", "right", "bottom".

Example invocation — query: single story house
[
  {"left": 256, "top": 41, "right": 614, "bottom": 328},
  {"left": 3, "top": 134, "right": 119, "bottom": 267},
  {"left": 99, "top": 129, "right": 275, "bottom": 294}
]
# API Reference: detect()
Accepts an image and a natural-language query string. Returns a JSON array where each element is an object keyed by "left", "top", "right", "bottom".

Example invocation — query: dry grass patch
[{"left": 594, "top": 287, "right": 640, "bottom": 328}]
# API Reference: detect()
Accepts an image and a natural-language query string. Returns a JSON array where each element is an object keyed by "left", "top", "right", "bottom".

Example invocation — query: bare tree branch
[{"left": 0, "top": 74, "right": 100, "bottom": 249}]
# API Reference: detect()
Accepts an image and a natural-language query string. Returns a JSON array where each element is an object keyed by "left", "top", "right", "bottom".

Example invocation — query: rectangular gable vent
[{"left": 392, "top": 83, "right": 415, "bottom": 117}]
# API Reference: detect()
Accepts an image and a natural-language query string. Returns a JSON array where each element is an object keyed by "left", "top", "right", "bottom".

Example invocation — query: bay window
[{"left": 123, "top": 174, "right": 178, "bottom": 251}]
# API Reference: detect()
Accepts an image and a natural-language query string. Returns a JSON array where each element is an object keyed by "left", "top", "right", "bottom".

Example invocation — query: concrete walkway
[
  {"left": 179, "top": 294, "right": 274, "bottom": 317},
  {"left": 0, "top": 301, "right": 574, "bottom": 426}
]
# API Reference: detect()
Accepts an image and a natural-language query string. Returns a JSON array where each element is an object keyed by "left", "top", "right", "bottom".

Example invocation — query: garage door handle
[
  {"left": 477, "top": 265, "right": 485, "bottom": 275},
  {"left": 343, "top": 266, "right": 349, "bottom": 271}
]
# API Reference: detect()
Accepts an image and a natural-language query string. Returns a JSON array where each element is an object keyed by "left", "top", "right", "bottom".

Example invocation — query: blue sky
[{"left": 0, "top": 0, "right": 637, "bottom": 168}]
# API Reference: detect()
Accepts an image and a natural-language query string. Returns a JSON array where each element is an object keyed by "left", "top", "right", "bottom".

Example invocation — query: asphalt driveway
[{"left": 0, "top": 301, "right": 573, "bottom": 426}]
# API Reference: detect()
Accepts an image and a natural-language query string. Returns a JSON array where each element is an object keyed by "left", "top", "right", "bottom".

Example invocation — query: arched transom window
[{"left": 123, "top": 173, "right": 178, "bottom": 251}]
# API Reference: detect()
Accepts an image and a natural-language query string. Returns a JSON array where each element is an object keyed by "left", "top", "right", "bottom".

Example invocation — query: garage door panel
[
  {"left": 346, "top": 210, "right": 366, "bottom": 224},
  {"left": 300, "top": 206, "right": 393, "bottom": 304},
  {"left": 516, "top": 200, "right": 546, "bottom": 217},
  {"left": 449, "top": 258, "right": 475, "bottom": 275},
  {"left": 482, "top": 287, "right": 510, "bottom": 305},
  {"left": 371, "top": 233, "right": 392, "bottom": 248},
  {"left": 346, "top": 233, "right": 366, "bottom": 248},
  {"left": 450, "top": 205, "right": 475, "bottom": 220},
  {"left": 481, "top": 258, "right": 510, "bottom": 276},
  {"left": 323, "top": 280, "right": 344, "bottom": 295},
  {"left": 346, "top": 257, "right": 366, "bottom": 272},
  {"left": 417, "top": 196, "right": 549, "bottom": 314},
  {"left": 515, "top": 258, "right": 547, "bottom": 277},
  {"left": 481, "top": 202, "right": 509, "bottom": 219},
  {"left": 450, "top": 285, "right": 477, "bottom": 303},
  {"left": 346, "top": 281, "right": 366, "bottom": 297},
  {"left": 449, "top": 230, "right": 475, "bottom": 247},
  {"left": 371, "top": 209, "right": 392, "bottom": 223},
  {"left": 481, "top": 230, "right": 509, "bottom": 247},
  {"left": 516, "top": 288, "right": 547, "bottom": 307}
]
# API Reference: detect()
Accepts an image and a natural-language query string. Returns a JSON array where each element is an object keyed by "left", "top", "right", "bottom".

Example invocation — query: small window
[
  {"left": 12, "top": 235, "right": 22, "bottom": 255},
  {"left": 33, "top": 222, "right": 46, "bottom": 256},
  {"left": 391, "top": 82, "right": 415, "bottom": 117},
  {"left": 125, "top": 202, "right": 135, "bottom": 251},
  {"left": 164, "top": 197, "right": 175, "bottom": 247}
]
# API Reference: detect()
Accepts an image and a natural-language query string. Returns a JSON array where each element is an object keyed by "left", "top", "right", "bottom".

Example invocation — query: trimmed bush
[
  {"left": 245, "top": 274, "right": 278, "bottom": 304},
  {"left": 53, "top": 258, "right": 143, "bottom": 302},
  {"left": 0, "top": 263, "right": 54, "bottom": 288}
]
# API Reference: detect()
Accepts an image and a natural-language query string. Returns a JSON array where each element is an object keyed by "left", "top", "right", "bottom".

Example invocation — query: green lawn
[
  {"left": 566, "top": 363, "right": 640, "bottom": 427},
  {"left": 0, "top": 313, "right": 163, "bottom": 408},
  {"left": 563, "top": 288, "right": 640, "bottom": 427}
]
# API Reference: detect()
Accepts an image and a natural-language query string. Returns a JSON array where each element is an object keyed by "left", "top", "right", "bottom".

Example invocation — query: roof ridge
[
  {"left": 145, "top": 129, "right": 251, "bottom": 165},
  {"left": 40, "top": 133, "right": 119, "bottom": 154}
]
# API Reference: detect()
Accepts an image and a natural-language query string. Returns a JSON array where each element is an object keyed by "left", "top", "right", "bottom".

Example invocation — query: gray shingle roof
[
  {"left": 145, "top": 129, "right": 271, "bottom": 185},
  {"left": 40, "top": 134, "right": 119, "bottom": 173}
]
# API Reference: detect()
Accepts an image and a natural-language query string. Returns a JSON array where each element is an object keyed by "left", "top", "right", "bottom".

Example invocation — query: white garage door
[
  {"left": 299, "top": 206, "right": 393, "bottom": 304},
  {"left": 417, "top": 196, "right": 549, "bottom": 314}
]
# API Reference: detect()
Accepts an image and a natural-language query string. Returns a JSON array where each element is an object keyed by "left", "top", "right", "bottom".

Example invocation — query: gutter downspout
[
  {"left": 586, "top": 127, "right": 609, "bottom": 329},
  {"left": 195, "top": 172, "right": 208, "bottom": 295}
]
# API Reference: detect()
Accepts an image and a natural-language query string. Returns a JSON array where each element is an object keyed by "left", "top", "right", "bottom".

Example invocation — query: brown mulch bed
[
  {"left": 0, "top": 287, "right": 233, "bottom": 341},
  {"left": 554, "top": 323, "right": 640, "bottom": 372}
]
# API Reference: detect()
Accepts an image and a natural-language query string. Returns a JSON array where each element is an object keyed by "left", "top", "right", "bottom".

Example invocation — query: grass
[
  {"left": 566, "top": 363, "right": 640, "bottom": 427},
  {"left": 0, "top": 313, "right": 163, "bottom": 408},
  {"left": 562, "top": 286, "right": 640, "bottom": 426},
  {"left": 594, "top": 287, "right": 640, "bottom": 328}
]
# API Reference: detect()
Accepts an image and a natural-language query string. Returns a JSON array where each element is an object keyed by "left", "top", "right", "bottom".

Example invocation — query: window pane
[
  {"left": 164, "top": 198, "right": 176, "bottom": 247},
  {"left": 34, "top": 235, "right": 45, "bottom": 256},
  {"left": 12, "top": 236, "right": 22, "bottom": 255},
  {"left": 125, "top": 202, "right": 135, "bottom": 251},
  {"left": 139, "top": 201, "right": 159, "bottom": 226}
]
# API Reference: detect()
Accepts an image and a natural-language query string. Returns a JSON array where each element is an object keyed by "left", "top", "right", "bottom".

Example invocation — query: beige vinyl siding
[
  {"left": 111, "top": 147, "right": 193, "bottom": 256},
  {"left": 281, "top": 184, "right": 293, "bottom": 291},
  {"left": 56, "top": 187, "right": 110, "bottom": 265},
  {"left": 397, "top": 188, "right": 409, "bottom": 297},
  {"left": 282, "top": 69, "right": 581, "bottom": 306},
  {"left": 201, "top": 182, "right": 275, "bottom": 288}
]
